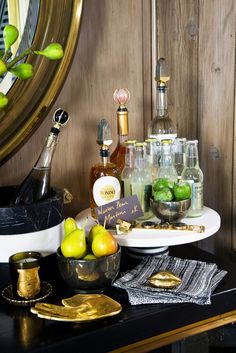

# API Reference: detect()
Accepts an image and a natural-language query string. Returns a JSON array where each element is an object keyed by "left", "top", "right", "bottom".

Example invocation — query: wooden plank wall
[
  {"left": 0, "top": 0, "right": 235, "bottom": 257},
  {"left": 155, "top": 0, "right": 236, "bottom": 257}
]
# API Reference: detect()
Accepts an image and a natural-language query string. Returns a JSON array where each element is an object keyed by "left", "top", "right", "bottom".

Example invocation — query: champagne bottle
[
  {"left": 110, "top": 88, "right": 130, "bottom": 173},
  {"left": 90, "top": 119, "right": 121, "bottom": 218},
  {"left": 147, "top": 58, "right": 177, "bottom": 162},
  {"left": 12, "top": 109, "right": 69, "bottom": 205}
]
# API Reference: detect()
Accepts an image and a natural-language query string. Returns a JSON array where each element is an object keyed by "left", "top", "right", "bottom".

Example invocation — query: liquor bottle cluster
[{"left": 89, "top": 59, "right": 204, "bottom": 220}]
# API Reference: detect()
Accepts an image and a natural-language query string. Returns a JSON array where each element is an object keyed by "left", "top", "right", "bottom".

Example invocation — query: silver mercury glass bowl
[
  {"left": 150, "top": 198, "right": 191, "bottom": 223},
  {"left": 57, "top": 246, "right": 121, "bottom": 293}
]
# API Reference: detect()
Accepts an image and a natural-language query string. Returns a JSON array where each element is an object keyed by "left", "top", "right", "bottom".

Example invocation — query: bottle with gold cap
[
  {"left": 147, "top": 58, "right": 177, "bottom": 162},
  {"left": 130, "top": 142, "right": 153, "bottom": 220},
  {"left": 110, "top": 88, "right": 130, "bottom": 173},
  {"left": 89, "top": 119, "right": 121, "bottom": 218}
]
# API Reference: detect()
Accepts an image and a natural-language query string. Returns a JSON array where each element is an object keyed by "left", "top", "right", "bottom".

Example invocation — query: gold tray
[
  {"left": 31, "top": 293, "right": 122, "bottom": 322},
  {"left": 2, "top": 282, "right": 52, "bottom": 307}
]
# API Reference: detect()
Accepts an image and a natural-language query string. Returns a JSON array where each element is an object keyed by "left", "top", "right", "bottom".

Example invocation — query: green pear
[
  {"left": 34, "top": 43, "right": 64, "bottom": 60},
  {"left": 0, "top": 92, "right": 8, "bottom": 108},
  {"left": 83, "top": 253, "right": 97, "bottom": 260},
  {"left": 64, "top": 217, "right": 78, "bottom": 237},
  {"left": 3, "top": 24, "right": 19, "bottom": 52},
  {"left": 10, "top": 63, "right": 33, "bottom": 80},
  {"left": 0, "top": 60, "right": 7, "bottom": 76},
  {"left": 88, "top": 223, "right": 104, "bottom": 244},
  {"left": 61, "top": 228, "right": 86, "bottom": 259},
  {"left": 91, "top": 230, "right": 118, "bottom": 258}
]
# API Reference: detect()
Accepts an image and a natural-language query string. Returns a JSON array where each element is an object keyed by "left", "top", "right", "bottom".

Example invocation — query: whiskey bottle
[
  {"left": 130, "top": 142, "right": 153, "bottom": 220},
  {"left": 110, "top": 88, "right": 130, "bottom": 173},
  {"left": 121, "top": 140, "right": 136, "bottom": 197},
  {"left": 147, "top": 58, "right": 177, "bottom": 162},
  {"left": 181, "top": 140, "right": 204, "bottom": 217},
  {"left": 90, "top": 119, "right": 121, "bottom": 218},
  {"left": 12, "top": 109, "right": 69, "bottom": 205}
]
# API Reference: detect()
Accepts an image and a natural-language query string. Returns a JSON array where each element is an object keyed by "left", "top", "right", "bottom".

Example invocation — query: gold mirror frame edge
[{"left": 0, "top": 0, "right": 83, "bottom": 165}]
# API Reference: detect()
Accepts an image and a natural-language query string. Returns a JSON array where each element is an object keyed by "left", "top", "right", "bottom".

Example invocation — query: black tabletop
[{"left": 0, "top": 244, "right": 236, "bottom": 353}]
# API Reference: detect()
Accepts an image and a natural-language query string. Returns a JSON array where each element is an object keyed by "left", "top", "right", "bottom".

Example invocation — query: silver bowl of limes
[{"left": 150, "top": 179, "right": 191, "bottom": 222}]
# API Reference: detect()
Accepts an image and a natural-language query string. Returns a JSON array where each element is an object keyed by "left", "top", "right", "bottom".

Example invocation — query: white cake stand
[{"left": 75, "top": 206, "right": 221, "bottom": 256}]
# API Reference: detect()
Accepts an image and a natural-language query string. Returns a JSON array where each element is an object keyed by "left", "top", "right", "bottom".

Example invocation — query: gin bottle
[
  {"left": 130, "top": 142, "right": 153, "bottom": 220},
  {"left": 181, "top": 140, "right": 204, "bottom": 217},
  {"left": 110, "top": 88, "right": 130, "bottom": 173},
  {"left": 12, "top": 109, "right": 69, "bottom": 205},
  {"left": 121, "top": 140, "right": 136, "bottom": 197},
  {"left": 147, "top": 58, "right": 177, "bottom": 161}
]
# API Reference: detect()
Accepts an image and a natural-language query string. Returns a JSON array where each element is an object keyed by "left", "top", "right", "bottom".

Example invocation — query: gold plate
[
  {"left": 148, "top": 271, "right": 182, "bottom": 289},
  {"left": 1, "top": 282, "right": 52, "bottom": 307},
  {"left": 31, "top": 294, "right": 122, "bottom": 322}
]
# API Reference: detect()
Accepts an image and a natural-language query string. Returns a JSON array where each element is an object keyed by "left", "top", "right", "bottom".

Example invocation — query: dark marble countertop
[{"left": 0, "top": 244, "right": 236, "bottom": 353}]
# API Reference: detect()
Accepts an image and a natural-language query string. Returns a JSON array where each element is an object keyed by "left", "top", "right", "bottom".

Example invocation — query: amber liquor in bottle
[{"left": 90, "top": 119, "right": 121, "bottom": 218}]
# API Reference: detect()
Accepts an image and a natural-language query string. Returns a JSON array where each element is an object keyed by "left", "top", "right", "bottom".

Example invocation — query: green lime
[
  {"left": 173, "top": 182, "right": 191, "bottom": 201},
  {"left": 153, "top": 178, "right": 174, "bottom": 192},
  {"left": 153, "top": 187, "right": 174, "bottom": 202}
]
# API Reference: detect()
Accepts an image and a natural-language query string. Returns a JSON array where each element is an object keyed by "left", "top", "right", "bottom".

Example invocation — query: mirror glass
[
  {"left": 0, "top": 0, "right": 40, "bottom": 93},
  {"left": 0, "top": 0, "right": 83, "bottom": 165}
]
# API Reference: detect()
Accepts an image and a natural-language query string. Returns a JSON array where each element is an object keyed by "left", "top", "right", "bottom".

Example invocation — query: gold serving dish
[{"left": 31, "top": 293, "right": 122, "bottom": 322}]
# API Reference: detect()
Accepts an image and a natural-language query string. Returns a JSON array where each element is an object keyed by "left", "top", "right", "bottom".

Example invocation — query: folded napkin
[{"left": 113, "top": 256, "right": 227, "bottom": 305}]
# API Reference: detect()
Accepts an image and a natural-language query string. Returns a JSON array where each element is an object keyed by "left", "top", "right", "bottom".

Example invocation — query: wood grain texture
[
  {"left": 156, "top": 0, "right": 199, "bottom": 139},
  {"left": 198, "top": 0, "right": 236, "bottom": 256}
]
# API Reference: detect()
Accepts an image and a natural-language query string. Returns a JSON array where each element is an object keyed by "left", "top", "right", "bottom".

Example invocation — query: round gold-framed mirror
[{"left": 0, "top": 0, "right": 83, "bottom": 165}]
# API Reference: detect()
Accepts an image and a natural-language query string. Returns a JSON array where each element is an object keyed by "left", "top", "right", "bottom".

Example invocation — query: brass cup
[{"left": 9, "top": 251, "right": 42, "bottom": 300}]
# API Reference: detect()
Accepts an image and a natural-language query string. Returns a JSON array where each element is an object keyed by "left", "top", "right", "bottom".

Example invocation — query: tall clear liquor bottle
[
  {"left": 181, "top": 140, "right": 204, "bottom": 217},
  {"left": 110, "top": 88, "right": 130, "bottom": 173},
  {"left": 90, "top": 119, "right": 121, "bottom": 218},
  {"left": 130, "top": 142, "right": 153, "bottom": 220},
  {"left": 12, "top": 109, "right": 69, "bottom": 205},
  {"left": 121, "top": 140, "right": 136, "bottom": 197},
  {"left": 147, "top": 58, "right": 177, "bottom": 162}
]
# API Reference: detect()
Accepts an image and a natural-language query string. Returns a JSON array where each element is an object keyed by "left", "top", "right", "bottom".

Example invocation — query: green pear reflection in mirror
[{"left": 0, "top": 24, "right": 64, "bottom": 108}]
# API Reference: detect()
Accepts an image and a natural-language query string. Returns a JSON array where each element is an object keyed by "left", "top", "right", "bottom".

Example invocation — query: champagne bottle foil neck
[{"left": 117, "top": 111, "right": 128, "bottom": 136}]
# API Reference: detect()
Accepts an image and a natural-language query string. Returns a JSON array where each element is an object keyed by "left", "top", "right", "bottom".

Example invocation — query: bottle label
[
  {"left": 93, "top": 176, "right": 121, "bottom": 206},
  {"left": 185, "top": 180, "right": 203, "bottom": 210}
]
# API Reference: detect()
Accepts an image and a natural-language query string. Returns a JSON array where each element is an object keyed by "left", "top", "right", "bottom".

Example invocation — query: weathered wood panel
[
  {"left": 198, "top": 0, "right": 236, "bottom": 256},
  {"left": 156, "top": 0, "right": 199, "bottom": 139}
]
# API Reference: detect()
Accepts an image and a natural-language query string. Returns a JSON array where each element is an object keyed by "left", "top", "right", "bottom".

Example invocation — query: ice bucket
[{"left": 0, "top": 186, "right": 64, "bottom": 263}]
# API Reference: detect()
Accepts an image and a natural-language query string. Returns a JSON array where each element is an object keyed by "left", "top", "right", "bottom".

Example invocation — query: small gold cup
[{"left": 9, "top": 251, "right": 42, "bottom": 300}]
